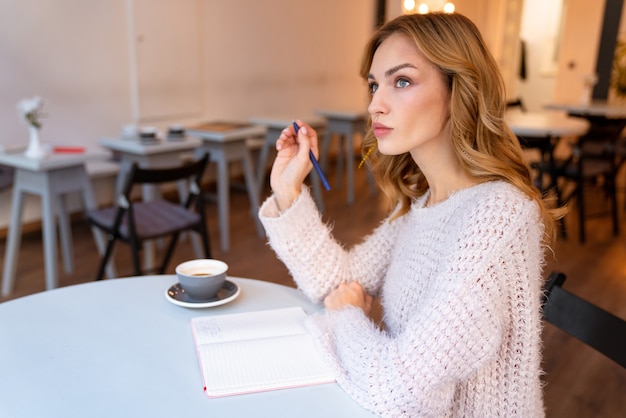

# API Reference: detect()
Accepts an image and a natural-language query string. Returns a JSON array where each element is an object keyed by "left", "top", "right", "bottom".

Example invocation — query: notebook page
[
  {"left": 199, "top": 333, "right": 335, "bottom": 397},
  {"left": 191, "top": 307, "right": 308, "bottom": 345}
]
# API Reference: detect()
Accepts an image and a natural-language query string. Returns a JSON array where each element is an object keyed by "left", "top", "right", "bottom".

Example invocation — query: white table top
[
  {"left": 250, "top": 115, "right": 327, "bottom": 130},
  {"left": 0, "top": 147, "right": 110, "bottom": 171},
  {"left": 187, "top": 122, "right": 267, "bottom": 142},
  {"left": 544, "top": 100, "right": 626, "bottom": 118},
  {"left": 99, "top": 136, "right": 202, "bottom": 155},
  {"left": 0, "top": 276, "right": 375, "bottom": 418},
  {"left": 506, "top": 111, "right": 590, "bottom": 138},
  {"left": 315, "top": 109, "right": 369, "bottom": 120}
]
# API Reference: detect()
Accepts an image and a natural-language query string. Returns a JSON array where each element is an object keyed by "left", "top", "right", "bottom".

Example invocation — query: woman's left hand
[{"left": 324, "top": 281, "right": 373, "bottom": 315}]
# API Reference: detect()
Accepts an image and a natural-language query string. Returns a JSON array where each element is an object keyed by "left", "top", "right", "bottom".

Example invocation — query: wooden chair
[
  {"left": 87, "top": 153, "right": 211, "bottom": 280},
  {"left": 542, "top": 271, "right": 626, "bottom": 368}
]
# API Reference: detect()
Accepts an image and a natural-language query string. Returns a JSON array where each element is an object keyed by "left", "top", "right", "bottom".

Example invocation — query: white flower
[{"left": 16, "top": 96, "right": 45, "bottom": 129}]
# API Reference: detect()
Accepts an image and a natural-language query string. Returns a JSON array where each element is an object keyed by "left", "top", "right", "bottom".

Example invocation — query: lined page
[
  {"left": 190, "top": 307, "right": 335, "bottom": 397},
  {"left": 191, "top": 306, "right": 309, "bottom": 345}
]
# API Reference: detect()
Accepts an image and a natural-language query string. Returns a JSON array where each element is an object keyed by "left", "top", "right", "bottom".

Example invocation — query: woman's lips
[{"left": 372, "top": 123, "right": 392, "bottom": 138}]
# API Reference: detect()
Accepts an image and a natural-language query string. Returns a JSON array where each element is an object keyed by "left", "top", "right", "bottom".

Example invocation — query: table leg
[
  {"left": 242, "top": 148, "right": 265, "bottom": 238},
  {"left": 255, "top": 132, "right": 273, "bottom": 199},
  {"left": 1, "top": 186, "right": 26, "bottom": 296},
  {"left": 345, "top": 130, "right": 355, "bottom": 205},
  {"left": 216, "top": 156, "right": 230, "bottom": 252},
  {"left": 79, "top": 167, "right": 117, "bottom": 279},
  {"left": 115, "top": 160, "right": 132, "bottom": 196},
  {"left": 56, "top": 193, "right": 74, "bottom": 274},
  {"left": 40, "top": 185, "right": 59, "bottom": 291},
  {"left": 321, "top": 130, "right": 333, "bottom": 173}
]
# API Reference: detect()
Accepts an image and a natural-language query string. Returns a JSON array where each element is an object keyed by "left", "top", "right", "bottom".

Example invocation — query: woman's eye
[
  {"left": 396, "top": 78, "right": 410, "bottom": 88},
  {"left": 368, "top": 82, "right": 379, "bottom": 94}
]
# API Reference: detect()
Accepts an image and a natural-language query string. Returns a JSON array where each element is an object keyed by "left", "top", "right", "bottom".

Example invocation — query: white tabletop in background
[
  {"left": 99, "top": 136, "right": 202, "bottom": 155},
  {"left": 0, "top": 147, "right": 110, "bottom": 171},
  {"left": 544, "top": 101, "right": 626, "bottom": 118},
  {"left": 0, "top": 276, "right": 375, "bottom": 418},
  {"left": 315, "top": 109, "right": 369, "bottom": 120},
  {"left": 186, "top": 122, "right": 267, "bottom": 142},
  {"left": 506, "top": 111, "right": 590, "bottom": 138},
  {"left": 249, "top": 115, "right": 327, "bottom": 129}
]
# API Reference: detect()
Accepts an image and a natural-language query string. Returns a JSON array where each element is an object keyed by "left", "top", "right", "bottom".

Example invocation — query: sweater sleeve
[
  {"left": 259, "top": 187, "right": 402, "bottom": 302},
  {"left": 307, "top": 272, "right": 505, "bottom": 417},
  {"left": 305, "top": 196, "right": 543, "bottom": 417}
]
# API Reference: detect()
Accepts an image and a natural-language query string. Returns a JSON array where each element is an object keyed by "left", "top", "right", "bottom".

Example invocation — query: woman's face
[{"left": 367, "top": 32, "right": 451, "bottom": 159}]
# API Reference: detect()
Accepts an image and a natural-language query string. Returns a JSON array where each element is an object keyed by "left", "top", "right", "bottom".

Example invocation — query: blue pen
[{"left": 292, "top": 121, "right": 331, "bottom": 191}]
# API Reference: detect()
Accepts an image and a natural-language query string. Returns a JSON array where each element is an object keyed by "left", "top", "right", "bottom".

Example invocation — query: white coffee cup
[{"left": 175, "top": 259, "right": 228, "bottom": 300}]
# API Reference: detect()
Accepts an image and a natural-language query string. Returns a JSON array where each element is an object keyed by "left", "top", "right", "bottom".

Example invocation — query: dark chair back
[
  {"left": 506, "top": 98, "right": 527, "bottom": 112},
  {"left": 542, "top": 271, "right": 626, "bottom": 368},
  {"left": 88, "top": 152, "right": 211, "bottom": 279}
]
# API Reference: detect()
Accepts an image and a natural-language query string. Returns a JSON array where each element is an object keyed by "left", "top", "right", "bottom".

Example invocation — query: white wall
[
  {"left": 0, "top": 0, "right": 375, "bottom": 229},
  {"left": 0, "top": 1, "right": 133, "bottom": 149}
]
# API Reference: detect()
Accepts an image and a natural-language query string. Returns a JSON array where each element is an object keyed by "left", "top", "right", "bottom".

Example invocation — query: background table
[
  {"left": 98, "top": 136, "right": 203, "bottom": 198},
  {"left": 544, "top": 100, "right": 626, "bottom": 118},
  {"left": 187, "top": 122, "right": 266, "bottom": 251},
  {"left": 545, "top": 100, "right": 626, "bottom": 151},
  {"left": 315, "top": 109, "right": 370, "bottom": 205},
  {"left": 0, "top": 148, "right": 111, "bottom": 296},
  {"left": 506, "top": 111, "right": 590, "bottom": 192},
  {"left": 0, "top": 276, "right": 376, "bottom": 418}
]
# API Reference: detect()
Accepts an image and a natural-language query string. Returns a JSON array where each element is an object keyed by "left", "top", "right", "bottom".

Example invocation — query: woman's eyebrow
[{"left": 368, "top": 63, "right": 417, "bottom": 80}]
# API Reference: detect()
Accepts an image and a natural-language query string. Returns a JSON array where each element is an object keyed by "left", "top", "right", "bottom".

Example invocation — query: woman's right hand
[{"left": 270, "top": 121, "right": 320, "bottom": 211}]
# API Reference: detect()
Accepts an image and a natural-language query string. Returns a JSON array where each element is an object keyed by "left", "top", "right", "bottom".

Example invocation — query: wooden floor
[{"left": 1, "top": 165, "right": 625, "bottom": 417}]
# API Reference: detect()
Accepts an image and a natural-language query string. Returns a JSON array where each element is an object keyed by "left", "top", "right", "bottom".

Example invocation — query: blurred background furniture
[
  {"left": 249, "top": 115, "right": 327, "bottom": 211},
  {"left": 99, "top": 135, "right": 203, "bottom": 198},
  {"left": 506, "top": 111, "right": 590, "bottom": 195},
  {"left": 506, "top": 97, "right": 528, "bottom": 112},
  {"left": 316, "top": 109, "right": 372, "bottom": 205},
  {"left": 0, "top": 148, "right": 111, "bottom": 296},
  {"left": 0, "top": 164, "right": 14, "bottom": 191},
  {"left": 87, "top": 153, "right": 211, "bottom": 280},
  {"left": 187, "top": 122, "right": 266, "bottom": 251},
  {"left": 99, "top": 134, "right": 204, "bottom": 268},
  {"left": 542, "top": 271, "right": 626, "bottom": 369},
  {"left": 544, "top": 101, "right": 626, "bottom": 243}
]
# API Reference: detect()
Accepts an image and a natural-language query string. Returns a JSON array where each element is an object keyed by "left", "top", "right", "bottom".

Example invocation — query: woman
[{"left": 259, "top": 12, "right": 561, "bottom": 417}]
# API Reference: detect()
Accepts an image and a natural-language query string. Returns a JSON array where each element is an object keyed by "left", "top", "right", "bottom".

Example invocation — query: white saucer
[{"left": 165, "top": 280, "right": 240, "bottom": 308}]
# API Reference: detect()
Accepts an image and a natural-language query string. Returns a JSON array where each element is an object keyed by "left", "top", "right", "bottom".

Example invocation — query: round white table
[
  {"left": 506, "top": 111, "right": 590, "bottom": 193},
  {"left": 0, "top": 276, "right": 376, "bottom": 418},
  {"left": 544, "top": 100, "right": 626, "bottom": 119},
  {"left": 505, "top": 111, "right": 590, "bottom": 138}
]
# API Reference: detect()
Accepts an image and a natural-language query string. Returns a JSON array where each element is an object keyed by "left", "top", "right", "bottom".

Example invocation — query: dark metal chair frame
[
  {"left": 542, "top": 271, "right": 626, "bottom": 369},
  {"left": 87, "top": 153, "right": 211, "bottom": 280},
  {"left": 552, "top": 116, "right": 625, "bottom": 243}
]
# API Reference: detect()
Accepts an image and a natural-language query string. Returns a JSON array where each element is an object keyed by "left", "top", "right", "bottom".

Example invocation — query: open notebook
[{"left": 190, "top": 306, "right": 336, "bottom": 398}]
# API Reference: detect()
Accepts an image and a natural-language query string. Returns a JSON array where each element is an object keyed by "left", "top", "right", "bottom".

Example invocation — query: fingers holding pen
[{"left": 276, "top": 121, "right": 318, "bottom": 154}]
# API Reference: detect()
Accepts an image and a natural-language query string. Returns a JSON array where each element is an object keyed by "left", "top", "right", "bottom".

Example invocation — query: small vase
[
  {"left": 579, "top": 85, "right": 593, "bottom": 106},
  {"left": 24, "top": 126, "right": 46, "bottom": 159}
]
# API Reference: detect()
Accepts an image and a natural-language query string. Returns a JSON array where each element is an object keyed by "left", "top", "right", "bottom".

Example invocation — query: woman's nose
[{"left": 368, "top": 89, "right": 388, "bottom": 116}]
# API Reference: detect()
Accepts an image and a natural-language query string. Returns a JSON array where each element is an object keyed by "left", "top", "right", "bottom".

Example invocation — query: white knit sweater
[{"left": 259, "top": 181, "right": 546, "bottom": 417}]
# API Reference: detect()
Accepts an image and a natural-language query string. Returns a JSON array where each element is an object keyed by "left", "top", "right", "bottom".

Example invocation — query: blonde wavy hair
[{"left": 359, "top": 12, "right": 564, "bottom": 244}]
